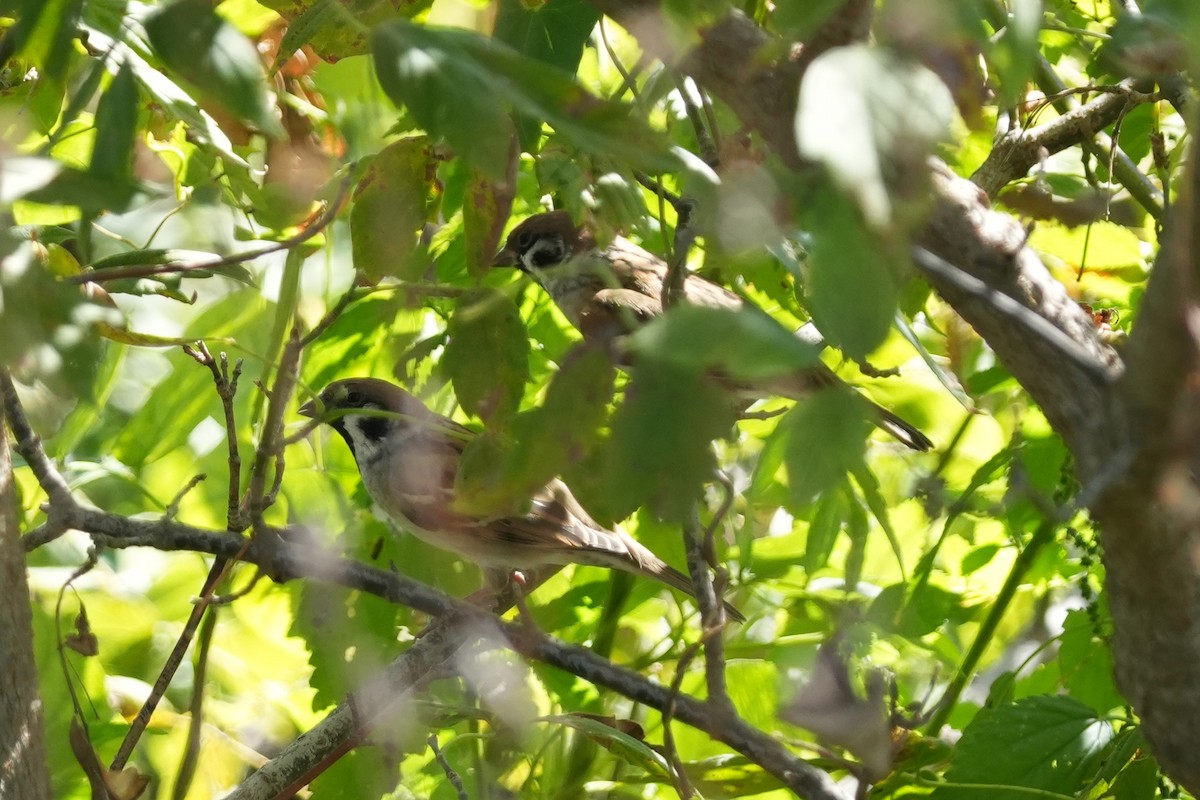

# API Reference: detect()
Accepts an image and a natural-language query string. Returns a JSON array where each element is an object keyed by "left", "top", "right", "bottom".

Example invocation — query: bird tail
[
  {"left": 754, "top": 371, "right": 932, "bottom": 452},
  {"left": 650, "top": 563, "right": 747, "bottom": 623},
  {"left": 604, "top": 542, "right": 744, "bottom": 623},
  {"left": 870, "top": 404, "right": 933, "bottom": 451}
]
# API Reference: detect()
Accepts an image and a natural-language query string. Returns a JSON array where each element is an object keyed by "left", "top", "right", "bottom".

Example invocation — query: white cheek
[{"left": 343, "top": 417, "right": 384, "bottom": 463}]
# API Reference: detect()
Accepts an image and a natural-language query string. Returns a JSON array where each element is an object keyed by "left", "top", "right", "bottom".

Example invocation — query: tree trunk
[{"left": 0, "top": 399, "right": 52, "bottom": 800}]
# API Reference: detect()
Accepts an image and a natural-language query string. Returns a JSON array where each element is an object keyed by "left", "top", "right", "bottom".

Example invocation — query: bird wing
[{"left": 605, "top": 237, "right": 743, "bottom": 312}]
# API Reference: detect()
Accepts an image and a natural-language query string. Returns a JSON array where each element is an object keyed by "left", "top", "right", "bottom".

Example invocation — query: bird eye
[
  {"left": 515, "top": 231, "right": 534, "bottom": 250},
  {"left": 344, "top": 390, "right": 364, "bottom": 406}
]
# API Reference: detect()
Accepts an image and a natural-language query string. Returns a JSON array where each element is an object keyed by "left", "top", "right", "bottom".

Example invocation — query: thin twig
[
  {"left": 661, "top": 200, "right": 697, "bottom": 310},
  {"left": 663, "top": 642, "right": 702, "bottom": 799},
  {"left": 182, "top": 342, "right": 244, "bottom": 529},
  {"left": 241, "top": 327, "right": 304, "bottom": 522},
  {"left": 163, "top": 474, "right": 207, "bottom": 521},
  {"left": 72, "top": 172, "right": 353, "bottom": 285},
  {"left": 428, "top": 735, "right": 468, "bottom": 800},
  {"left": 632, "top": 172, "right": 685, "bottom": 215},
  {"left": 671, "top": 72, "right": 718, "bottom": 166}
]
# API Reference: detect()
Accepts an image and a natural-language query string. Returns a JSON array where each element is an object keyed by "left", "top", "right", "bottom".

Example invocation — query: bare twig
[
  {"left": 183, "top": 342, "right": 244, "bottom": 529},
  {"left": 428, "top": 735, "right": 468, "bottom": 800},
  {"left": 662, "top": 641, "right": 703, "bottom": 799},
  {"left": 672, "top": 72, "right": 718, "bottom": 166},
  {"left": 241, "top": 327, "right": 304, "bottom": 522},
  {"left": 163, "top": 474, "right": 207, "bottom": 521},
  {"left": 661, "top": 200, "right": 697, "bottom": 310},
  {"left": 72, "top": 172, "right": 353, "bottom": 285}
]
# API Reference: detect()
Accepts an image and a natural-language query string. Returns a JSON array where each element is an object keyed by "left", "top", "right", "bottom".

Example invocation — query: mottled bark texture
[{"left": 0, "top": 400, "right": 52, "bottom": 800}]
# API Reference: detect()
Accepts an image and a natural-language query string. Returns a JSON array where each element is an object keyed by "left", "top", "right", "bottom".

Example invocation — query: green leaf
[
  {"left": 116, "top": 38, "right": 249, "bottom": 167},
  {"left": 90, "top": 60, "right": 138, "bottom": 182},
  {"left": 627, "top": 305, "right": 823, "bottom": 382},
  {"left": 291, "top": 581, "right": 403, "bottom": 709},
  {"left": 804, "top": 488, "right": 845, "bottom": 574},
  {"left": 988, "top": 0, "right": 1044, "bottom": 107},
  {"left": 803, "top": 186, "right": 899, "bottom": 360},
  {"left": 443, "top": 287, "right": 530, "bottom": 425},
  {"left": 493, "top": 0, "right": 601, "bottom": 149},
  {"left": 1058, "top": 609, "right": 1122, "bottom": 714},
  {"left": 604, "top": 363, "right": 733, "bottom": 521},
  {"left": 350, "top": 137, "right": 433, "bottom": 282},
  {"left": 462, "top": 168, "right": 515, "bottom": 279},
  {"left": 540, "top": 713, "right": 671, "bottom": 778},
  {"left": 19, "top": 164, "right": 138, "bottom": 214},
  {"left": 0, "top": 0, "right": 81, "bottom": 80},
  {"left": 372, "top": 20, "right": 676, "bottom": 177},
  {"left": 144, "top": 0, "right": 284, "bottom": 137},
  {"left": 500, "top": 344, "right": 615, "bottom": 498},
  {"left": 257, "top": 0, "right": 432, "bottom": 62},
  {"left": 796, "top": 44, "right": 954, "bottom": 227},
  {"left": 783, "top": 389, "right": 871, "bottom": 508},
  {"left": 0, "top": 239, "right": 122, "bottom": 398},
  {"left": 932, "top": 696, "right": 1114, "bottom": 800}
]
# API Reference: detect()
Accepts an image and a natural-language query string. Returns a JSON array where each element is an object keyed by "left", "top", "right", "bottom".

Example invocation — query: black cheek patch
[{"left": 358, "top": 415, "right": 390, "bottom": 442}]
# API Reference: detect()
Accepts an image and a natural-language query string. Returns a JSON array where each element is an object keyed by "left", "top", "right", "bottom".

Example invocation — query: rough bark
[
  {"left": 1091, "top": 146, "right": 1200, "bottom": 790},
  {"left": 0, "top": 398, "right": 52, "bottom": 800}
]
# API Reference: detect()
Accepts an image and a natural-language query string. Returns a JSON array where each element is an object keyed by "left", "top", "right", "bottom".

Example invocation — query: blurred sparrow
[
  {"left": 494, "top": 211, "right": 932, "bottom": 451},
  {"left": 300, "top": 378, "right": 744, "bottom": 621}
]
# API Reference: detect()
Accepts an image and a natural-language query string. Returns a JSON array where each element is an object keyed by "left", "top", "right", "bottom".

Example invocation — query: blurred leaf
[
  {"left": 1058, "top": 609, "right": 1122, "bottom": 714},
  {"left": 351, "top": 137, "right": 433, "bottom": 282},
  {"left": 493, "top": 0, "right": 601, "bottom": 149},
  {"left": 114, "top": 36, "right": 250, "bottom": 167},
  {"left": 604, "top": 363, "right": 733, "bottom": 521},
  {"left": 987, "top": 0, "right": 1043, "bottom": 107},
  {"left": 932, "top": 696, "right": 1113, "bottom": 800},
  {"left": 454, "top": 430, "right": 520, "bottom": 517},
  {"left": 19, "top": 164, "right": 138, "bottom": 215},
  {"left": 144, "top": 0, "right": 285, "bottom": 137},
  {"left": 627, "top": 305, "right": 823, "bottom": 381},
  {"left": 783, "top": 389, "right": 871, "bottom": 508},
  {"left": 443, "top": 287, "right": 530, "bottom": 425},
  {"left": 463, "top": 167, "right": 516, "bottom": 279},
  {"left": 869, "top": 581, "right": 971, "bottom": 636},
  {"left": 1030, "top": 221, "right": 1147, "bottom": 273},
  {"left": 500, "top": 344, "right": 614, "bottom": 499},
  {"left": 291, "top": 581, "right": 403, "bottom": 709},
  {"left": 844, "top": 486, "right": 869, "bottom": 589},
  {"left": 372, "top": 20, "right": 676, "bottom": 177},
  {"left": 805, "top": 488, "right": 846, "bottom": 574},
  {"left": 90, "top": 60, "right": 138, "bottom": 182},
  {"left": 796, "top": 44, "right": 953, "bottom": 227},
  {"left": 0, "top": 0, "right": 81, "bottom": 80},
  {"left": 684, "top": 755, "right": 782, "bottom": 796},
  {"left": 803, "top": 187, "right": 900, "bottom": 360},
  {"left": 259, "top": 0, "right": 432, "bottom": 61},
  {"left": 542, "top": 713, "right": 671, "bottom": 777},
  {"left": 0, "top": 239, "right": 122, "bottom": 397}
]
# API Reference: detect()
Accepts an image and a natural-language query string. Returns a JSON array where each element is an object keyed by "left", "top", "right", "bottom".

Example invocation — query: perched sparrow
[
  {"left": 299, "top": 378, "right": 744, "bottom": 621},
  {"left": 494, "top": 211, "right": 933, "bottom": 452}
]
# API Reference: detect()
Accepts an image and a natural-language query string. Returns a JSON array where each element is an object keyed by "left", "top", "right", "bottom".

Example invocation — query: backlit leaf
[
  {"left": 145, "top": 0, "right": 284, "bottom": 137},
  {"left": 444, "top": 287, "right": 530, "bottom": 425},
  {"left": 351, "top": 137, "right": 433, "bottom": 282}
]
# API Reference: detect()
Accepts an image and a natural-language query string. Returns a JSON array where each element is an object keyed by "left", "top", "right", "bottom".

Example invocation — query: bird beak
[
  {"left": 492, "top": 246, "right": 518, "bottom": 268},
  {"left": 298, "top": 398, "right": 318, "bottom": 419}
]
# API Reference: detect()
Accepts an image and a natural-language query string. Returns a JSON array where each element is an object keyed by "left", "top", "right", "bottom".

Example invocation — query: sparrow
[
  {"left": 299, "top": 378, "right": 745, "bottom": 621},
  {"left": 493, "top": 210, "right": 933, "bottom": 452}
]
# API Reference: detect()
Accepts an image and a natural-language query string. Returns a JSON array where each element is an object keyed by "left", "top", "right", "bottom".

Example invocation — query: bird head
[
  {"left": 299, "top": 378, "right": 432, "bottom": 465},
  {"left": 493, "top": 211, "right": 586, "bottom": 273}
]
